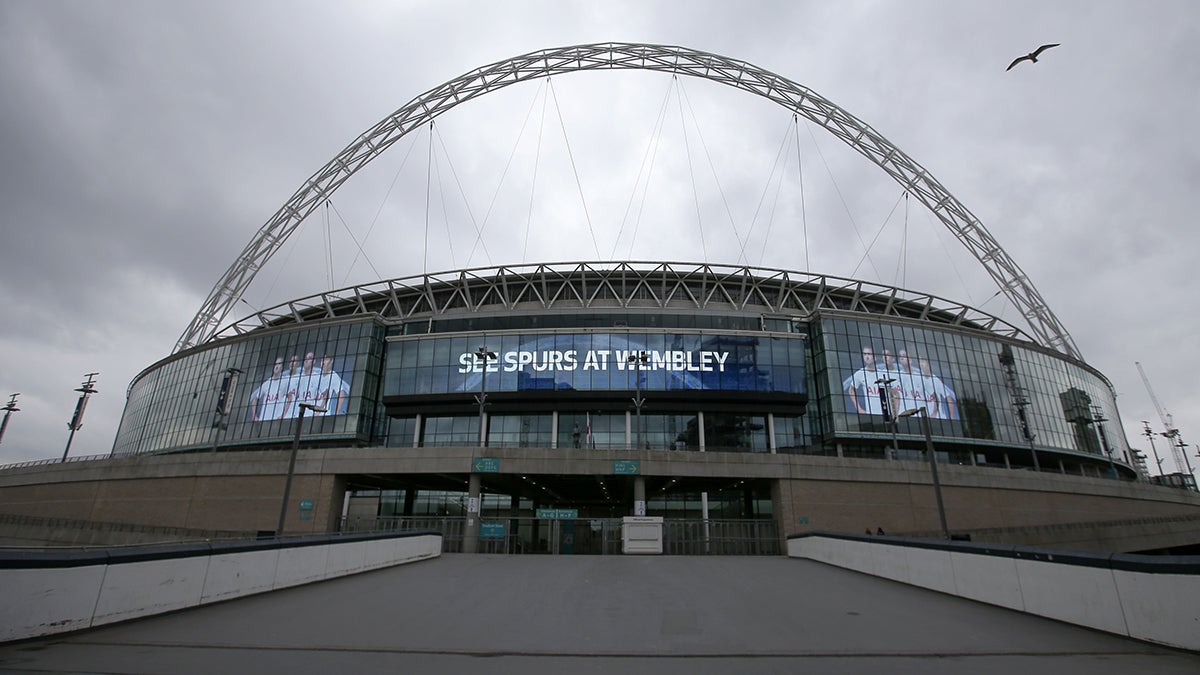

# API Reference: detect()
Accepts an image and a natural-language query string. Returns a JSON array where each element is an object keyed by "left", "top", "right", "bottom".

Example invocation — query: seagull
[{"left": 1006, "top": 43, "right": 1060, "bottom": 71}]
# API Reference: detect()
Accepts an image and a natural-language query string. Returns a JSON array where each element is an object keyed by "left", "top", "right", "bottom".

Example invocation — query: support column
[
  {"left": 633, "top": 476, "right": 646, "bottom": 516},
  {"left": 463, "top": 473, "right": 482, "bottom": 553},
  {"left": 767, "top": 413, "right": 777, "bottom": 454},
  {"left": 701, "top": 491, "right": 711, "bottom": 554},
  {"left": 697, "top": 411, "right": 706, "bottom": 452},
  {"left": 412, "top": 414, "right": 422, "bottom": 447},
  {"left": 551, "top": 411, "right": 559, "bottom": 449},
  {"left": 625, "top": 411, "right": 632, "bottom": 450}
]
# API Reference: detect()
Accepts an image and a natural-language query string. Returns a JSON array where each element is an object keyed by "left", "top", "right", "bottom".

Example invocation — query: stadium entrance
[{"left": 340, "top": 475, "right": 778, "bottom": 555}]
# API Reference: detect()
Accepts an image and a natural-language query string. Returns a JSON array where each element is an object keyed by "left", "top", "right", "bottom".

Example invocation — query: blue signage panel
[
  {"left": 388, "top": 332, "right": 806, "bottom": 397},
  {"left": 472, "top": 457, "right": 500, "bottom": 473},
  {"left": 613, "top": 460, "right": 640, "bottom": 475},
  {"left": 480, "top": 522, "right": 506, "bottom": 539}
]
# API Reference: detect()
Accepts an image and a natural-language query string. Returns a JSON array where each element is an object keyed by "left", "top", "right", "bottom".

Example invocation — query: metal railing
[{"left": 341, "top": 515, "right": 779, "bottom": 555}]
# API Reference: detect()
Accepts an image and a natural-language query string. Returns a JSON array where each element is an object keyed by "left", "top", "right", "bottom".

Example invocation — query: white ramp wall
[
  {"left": 0, "top": 531, "right": 441, "bottom": 642},
  {"left": 788, "top": 532, "right": 1200, "bottom": 652}
]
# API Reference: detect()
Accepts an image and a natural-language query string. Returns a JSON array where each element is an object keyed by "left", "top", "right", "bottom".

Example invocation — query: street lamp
[
  {"left": 628, "top": 351, "right": 649, "bottom": 450},
  {"left": 899, "top": 406, "right": 950, "bottom": 540},
  {"left": 474, "top": 346, "right": 497, "bottom": 447},
  {"left": 874, "top": 376, "right": 899, "bottom": 460},
  {"left": 277, "top": 401, "right": 326, "bottom": 535},
  {"left": 62, "top": 373, "right": 99, "bottom": 462},
  {"left": 0, "top": 393, "right": 19, "bottom": 445}
]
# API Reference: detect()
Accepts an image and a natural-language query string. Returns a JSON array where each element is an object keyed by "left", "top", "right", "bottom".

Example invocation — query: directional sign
[
  {"left": 473, "top": 457, "right": 500, "bottom": 473},
  {"left": 480, "top": 522, "right": 506, "bottom": 539},
  {"left": 613, "top": 460, "right": 640, "bottom": 475},
  {"left": 299, "top": 499, "right": 314, "bottom": 511},
  {"left": 536, "top": 508, "right": 579, "bottom": 519}
]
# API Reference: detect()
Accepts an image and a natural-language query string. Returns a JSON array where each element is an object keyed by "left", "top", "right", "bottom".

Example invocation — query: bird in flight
[{"left": 1006, "top": 43, "right": 1061, "bottom": 71}]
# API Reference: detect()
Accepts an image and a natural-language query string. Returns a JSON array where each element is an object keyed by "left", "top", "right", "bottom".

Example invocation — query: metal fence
[{"left": 341, "top": 515, "right": 778, "bottom": 556}]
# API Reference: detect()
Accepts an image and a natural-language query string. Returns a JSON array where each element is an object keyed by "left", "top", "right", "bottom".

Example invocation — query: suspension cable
[
  {"left": 745, "top": 115, "right": 796, "bottom": 265},
  {"left": 523, "top": 81, "right": 550, "bottom": 262},
  {"left": 805, "top": 123, "right": 881, "bottom": 280},
  {"left": 678, "top": 79, "right": 747, "bottom": 264},
  {"left": 432, "top": 123, "right": 492, "bottom": 268},
  {"left": 611, "top": 75, "right": 676, "bottom": 260},
  {"left": 340, "top": 126, "right": 424, "bottom": 287},
  {"left": 547, "top": 78, "right": 601, "bottom": 260},
  {"left": 796, "top": 116, "right": 810, "bottom": 272},
  {"left": 431, "top": 127, "right": 457, "bottom": 269},
  {"left": 676, "top": 79, "right": 707, "bottom": 261},
  {"left": 467, "top": 80, "right": 548, "bottom": 267}
]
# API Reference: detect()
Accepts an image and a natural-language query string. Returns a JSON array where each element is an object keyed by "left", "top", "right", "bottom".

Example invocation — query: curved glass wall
[
  {"left": 112, "top": 320, "right": 382, "bottom": 456},
  {"left": 814, "top": 317, "right": 1130, "bottom": 463}
]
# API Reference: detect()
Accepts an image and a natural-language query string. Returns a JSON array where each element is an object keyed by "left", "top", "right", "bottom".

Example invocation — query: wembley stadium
[{"left": 2, "top": 44, "right": 1198, "bottom": 554}]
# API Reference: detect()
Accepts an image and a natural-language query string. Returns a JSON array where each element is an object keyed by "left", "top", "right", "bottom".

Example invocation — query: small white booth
[{"left": 621, "top": 516, "right": 664, "bottom": 554}]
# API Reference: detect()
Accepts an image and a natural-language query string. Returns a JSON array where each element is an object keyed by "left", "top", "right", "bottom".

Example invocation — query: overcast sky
[{"left": 1, "top": 0, "right": 1198, "bottom": 477}]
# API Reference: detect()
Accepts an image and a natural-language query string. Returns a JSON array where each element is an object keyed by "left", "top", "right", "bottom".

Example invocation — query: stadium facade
[{"left": 4, "top": 44, "right": 1199, "bottom": 553}]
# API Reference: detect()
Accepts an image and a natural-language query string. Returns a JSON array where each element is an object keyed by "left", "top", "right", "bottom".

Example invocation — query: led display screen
[
  {"left": 841, "top": 344, "right": 959, "bottom": 420},
  {"left": 388, "top": 332, "right": 806, "bottom": 396},
  {"left": 247, "top": 349, "right": 356, "bottom": 420}
]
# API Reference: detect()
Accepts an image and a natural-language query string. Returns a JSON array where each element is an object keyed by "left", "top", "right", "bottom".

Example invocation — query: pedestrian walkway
[{"left": 1, "top": 554, "right": 1197, "bottom": 673}]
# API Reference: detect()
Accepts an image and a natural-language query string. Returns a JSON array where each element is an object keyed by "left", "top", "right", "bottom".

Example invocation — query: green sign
[
  {"left": 299, "top": 499, "right": 314, "bottom": 511},
  {"left": 473, "top": 457, "right": 500, "bottom": 473},
  {"left": 480, "top": 522, "right": 506, "bottom": 539},
  {"left": 613, "top": 460, "right": 640, "bottom": 475},
  {"left": 536, "top": 508, "right": 579, "bottom": 519}
]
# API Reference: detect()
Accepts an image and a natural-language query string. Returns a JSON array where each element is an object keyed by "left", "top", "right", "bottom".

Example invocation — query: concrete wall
[
  {"left": 2, "top": 447, "right": 1199, "bottom": 551},
  {"left": 0, "top": 531, "right": 441, "bottom": 643},
  {"left": 787, "top": 532, "right": 1200, "bottom": 652}
]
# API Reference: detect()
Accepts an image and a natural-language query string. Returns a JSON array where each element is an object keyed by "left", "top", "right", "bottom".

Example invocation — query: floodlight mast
[
  {"left": 0, "top": 394, "right": 20, "bottom": 445},
  {"left": 175, "top": 42, "right": 1079, "bottom": 362}
]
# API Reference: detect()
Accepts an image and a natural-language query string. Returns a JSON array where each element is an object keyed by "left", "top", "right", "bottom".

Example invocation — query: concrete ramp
[{"left": 1, "top": 554, "right": 1198, "bottom": 673}]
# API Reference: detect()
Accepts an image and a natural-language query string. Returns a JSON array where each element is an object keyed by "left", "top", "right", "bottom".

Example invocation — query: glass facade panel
[
  {"left": 816, "top": 317, "right": 1130, "bottom": 461},
  {"left": 111, "top": 320, "right": 380, "bottom": 456}
]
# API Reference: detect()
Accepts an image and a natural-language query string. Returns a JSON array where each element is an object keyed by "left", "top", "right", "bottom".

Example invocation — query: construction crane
[{"left": 1136, "top": 361, "right": 1195, "bottom": 478}]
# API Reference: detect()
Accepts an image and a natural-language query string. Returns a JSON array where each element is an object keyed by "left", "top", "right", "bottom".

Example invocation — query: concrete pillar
[
  {"left": 767, "top": 414, "right": 777, "bottom": 454},
  {"left": 412, "top": 414, "right": 422, "bottom": 447},
  {"left": 463, "top": 473, "right": 482, "bottom": 553},
  {"left": 633, "top": 476, "right": 646, "bottom": 516},
  {"left": 1058, "top": 459, "right": 1066, "bottom": 474},
  {"left": 1003, "top": 452, "right": 1011, "bottom": 469},
  {"left": 551, "top": 411, "right": 558, "bottom": 449},
  {"left": 403, "top": 487, "right": 416, "bottom": 517},
  {"left": 625, "top": 411, "right": 632, "bottom": 450},
  {"left": 697, "top": 411, "right": 706, "bottom": 452}
]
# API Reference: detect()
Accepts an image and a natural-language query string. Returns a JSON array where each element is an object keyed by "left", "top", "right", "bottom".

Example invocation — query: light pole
[
  {"left": 628, "top": 351, "right": 648, "bottom": 450},
  {"left": 899, "top": 406, "right": 950, "bottom": 540},
  {"left": 211, "top": 367, "right": 243, "bottom": 453},
  {"left": 1142, "top": 421, "right": 1165, "bottom": 476},
  {"left": 0, "top": 393, "right": 19, "bottom": 445},
  {"left": 874, "top": 376, "right": 899, "bottom": 460},
  {"left": 62, "top": 373, "right": 99, "bottom": 462},
  {"left": 474, "top": 346, "right": 497, "bottom": 447},
  {"left": 277, "top": 401, "right": 326, "bottom": 535}
]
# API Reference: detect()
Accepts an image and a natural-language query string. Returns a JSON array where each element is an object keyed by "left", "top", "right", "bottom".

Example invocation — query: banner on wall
[
  {"left": 447, "top": 333, "right": 804, "bottom": 394},
  {"left": 247, "top": 349, "right": 354, "bottom": 421},
  {"left": 841, "top": 344, "right": 959, "bottom": 420}
]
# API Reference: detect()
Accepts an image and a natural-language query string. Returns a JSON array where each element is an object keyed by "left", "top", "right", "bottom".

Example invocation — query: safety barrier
[
  {"left": 0, "top": 530, "right": 441, "bottom": 642},
  {"left": 787, "top": 531, "right": 1200, "bottom": 652}
]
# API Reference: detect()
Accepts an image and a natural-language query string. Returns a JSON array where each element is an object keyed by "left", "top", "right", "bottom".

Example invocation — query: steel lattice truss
[
  {"left": 177, "top": 42, "right": 1079, "bottom": 359},
  {"left": 212, "top": 260, "right": 1033, "bottom": 343}
]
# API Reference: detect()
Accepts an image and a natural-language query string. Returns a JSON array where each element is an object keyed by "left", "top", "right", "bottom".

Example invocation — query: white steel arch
[{"left": 176, "top": 42, "right": 1080, "bottom": 359}]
